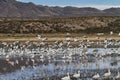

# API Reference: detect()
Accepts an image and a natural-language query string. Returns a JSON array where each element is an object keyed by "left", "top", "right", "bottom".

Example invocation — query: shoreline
[{"left": 0, "top": 33, "right": 120, "bottom": 42}]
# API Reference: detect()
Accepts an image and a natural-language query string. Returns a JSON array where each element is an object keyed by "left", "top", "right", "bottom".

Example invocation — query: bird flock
[{"left": 0, "top": 33, "right": 120, "bottom": 80}]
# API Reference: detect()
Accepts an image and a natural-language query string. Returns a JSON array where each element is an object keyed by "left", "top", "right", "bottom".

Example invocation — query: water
[{"left": 0, "top": 41, "right": 120, "bottom": 80}]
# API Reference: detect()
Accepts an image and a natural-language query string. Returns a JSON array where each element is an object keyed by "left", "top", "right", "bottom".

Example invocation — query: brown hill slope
[{"left": 0, "top": 17, "right": 119, "bottom": 33}]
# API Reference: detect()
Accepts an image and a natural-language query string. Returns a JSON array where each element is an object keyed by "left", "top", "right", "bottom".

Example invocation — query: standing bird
[
  {"left": 115, "top": 72, "right": 120, "bottom": 80},
  {"left": 37, "top": 35, "right": 41, "bottom": 40},
  {"left": 93, "top": 73, "right": 100, "bottom": 80},
  {"left": 74, "top": 37, "right": 79, "bottom": 42},
  {"left": 103, "top": 69, "right": 111, "bottom": 79},
  {"left": 61, "top": 72, "right": 71, "bottom": 80},
  {"left": 118, "top": 33, "right": 120, "bottom": 36},
  {"left": 73, "top": 70, "right": 80, "bottom": 78}
]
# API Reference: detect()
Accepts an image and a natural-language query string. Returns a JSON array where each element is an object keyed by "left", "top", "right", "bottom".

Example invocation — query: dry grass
[{"left": 0, "top": 33, "right": 119, "bottom": 42}]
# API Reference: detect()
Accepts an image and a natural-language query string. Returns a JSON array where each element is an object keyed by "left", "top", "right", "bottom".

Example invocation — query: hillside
[{"left": 0, "top": 17, "right": 120, "bottom": 33}]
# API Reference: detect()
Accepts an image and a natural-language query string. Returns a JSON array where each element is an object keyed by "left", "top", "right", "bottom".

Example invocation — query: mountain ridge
[{"left": 0, "top": 0, "right": 120, "bottom": 17}]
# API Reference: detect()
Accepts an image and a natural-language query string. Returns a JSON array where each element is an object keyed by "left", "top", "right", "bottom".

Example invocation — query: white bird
[
  {"left": 67, "top": 55, "right": 72, "bottom": 60},
  {"left": 41, "top": 37, "right": 47, "bottom": 41},
  {"left": 40, "top": 42, "right": 45, "bottom": 45},
  {"left": 37, "top": 35, "right": 41, "bottom": 40},
  {"left": 6, "top": 58, "right": 10, "bottom": 62},
  {"left": 118, "top": 33, "right": 120, "bottom": 36},
  {"left": 73, "top": 70, "right": 80, "bottom": 78},
  {"left": 31, "top": 54, "right": 35, "bottom": 58},
  {"left": 15, "top": 60, "right": 19, "bottom": 64},
  {"left": 66, "top": 33, "right": 70, "bottom": 36},
  {"left": 62, "top": 54, "right": 66, "bottom": 59},
  {"left": 66, "top": 37, "right": 71, "bottom": 42},
  {"left": 5, "top": 55, "right": 9, "bottom": 58},
  {"left": 104, "top": 69, "right": 111, "bottom": 78},
  {"left": 20, "top": 57, "right": 24, "bottom": 61},
  {"left": 115, "top": 72, "right": 120, "bottom": 79},
  {"left": 61, "top": 72, "right": 71, "bottom": 80},
  {"left": 59, "top": 42, "right": 63, "bottom": 47},
  {"left": 110, "top": 31, "right": 113, "bottom": 35},
  {"left": 40, "top": 58, "right": 44, "bottom": 62},
  {"left": 93, "top": 73, "right": 100, "bottom": 79},
  {"left": 40, "top": 54, "right": 44, "bottom": 59},
  {"left": 74, "top": 37, "right": 79, "bottom": 42},
  {"left": 48, "top": 56, "right": 51, "bottom": 60},
  {"left": 31, "top": 59, "right": 35, "bottom": 64},
  {"left": 21, "top": 66, "right": 25, "bottom": 71},
  {"left": 8, "top": 61, "right": 15, "bottom": 66}
]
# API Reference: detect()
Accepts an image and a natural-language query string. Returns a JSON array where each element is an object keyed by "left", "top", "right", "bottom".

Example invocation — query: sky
[{"left": 17, "top": 0, "right": 120, "bottom": 9}]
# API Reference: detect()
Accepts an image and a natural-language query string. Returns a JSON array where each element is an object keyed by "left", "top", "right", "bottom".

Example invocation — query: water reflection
[{"left": 0, "top": 47, "right": 120, "bottom": 80}]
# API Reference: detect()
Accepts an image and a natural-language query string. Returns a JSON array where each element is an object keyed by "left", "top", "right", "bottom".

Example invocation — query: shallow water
[{"left": 0, "top": 46, "right": 120, "bottom": 80}]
